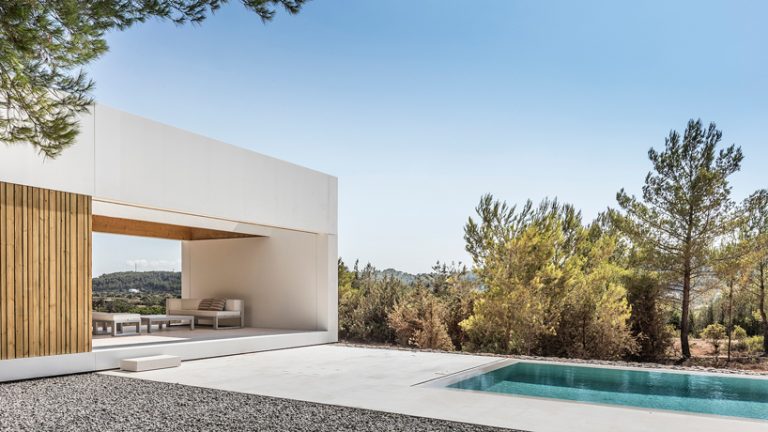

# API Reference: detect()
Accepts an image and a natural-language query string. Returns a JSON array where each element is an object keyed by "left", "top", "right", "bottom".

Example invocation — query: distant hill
[
  {"left": 374, "top": 268, "right": 418, "bottom": 284},
  {"left": 373, "top": 268, "right": 477, "bottom": 285},
  {"left": 93, "top": 271, "right": 181, "bottom": 295},
  {"left": 93, "top": 267, "right": 474, "bottom": 295}
]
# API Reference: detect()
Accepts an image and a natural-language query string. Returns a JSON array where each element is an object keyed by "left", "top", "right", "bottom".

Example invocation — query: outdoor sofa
[{"left": 166, "top": 298, "right": 244, "bottom": 329}]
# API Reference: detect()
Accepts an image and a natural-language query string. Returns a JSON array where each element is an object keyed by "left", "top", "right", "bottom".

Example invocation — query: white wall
[
  {"left": 182, "top": 229, "right": 336, "bottom": 332},
  {"left": 0, "top": 112, "right": 95, "bottom": 196},
  {"left": 0, "top": 104, "right": 337, "bottom": 235}
]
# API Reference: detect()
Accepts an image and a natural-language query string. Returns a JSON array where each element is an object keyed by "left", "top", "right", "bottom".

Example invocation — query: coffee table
[{"left": 140, "top": 315, "right": 195, "bottom": 333}]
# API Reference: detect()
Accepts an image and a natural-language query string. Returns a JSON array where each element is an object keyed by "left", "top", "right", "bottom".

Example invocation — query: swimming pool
[{"left": 446, "top": 361, "right": 768, "bottom": 420}]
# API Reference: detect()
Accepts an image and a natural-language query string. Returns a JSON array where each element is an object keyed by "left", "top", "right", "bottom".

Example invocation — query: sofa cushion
[
  {"left": 225, "top": 299, "right": 243, "bottom": 311},
  {"left": 184, "top": 310, "right": 241, "bottom": 318},
  {"left": 198, "top": 298, "right": 226, "bottom": 311},
  {"left": 92, "top": 312, "right": 140, "bottom": 322},
  {"left": 180, "top": 298, "right": 201, "bottom": 310}
]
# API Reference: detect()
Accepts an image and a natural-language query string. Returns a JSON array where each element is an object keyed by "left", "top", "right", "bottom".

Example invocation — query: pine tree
[
  {"left": 743, "top": 190, "right": 768, "bottom": 354},
  {"left": 0, "top": 1, "right": 306, "bottom": 157},
  {"left": 616, "top": 119, "right": 743, "bottom": 359}
]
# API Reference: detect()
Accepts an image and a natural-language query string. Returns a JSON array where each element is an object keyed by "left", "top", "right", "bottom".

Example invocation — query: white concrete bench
[{"left": 119, "top": 355, "right": 181, "bottom": 372}]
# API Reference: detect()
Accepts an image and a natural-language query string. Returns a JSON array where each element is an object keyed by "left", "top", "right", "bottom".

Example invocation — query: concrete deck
[
  {"left": 102, "top": 345, "right": 768, "bottom": 432},
  {"left": 92, "top": 327, "right": 306, "bottom": 349}
]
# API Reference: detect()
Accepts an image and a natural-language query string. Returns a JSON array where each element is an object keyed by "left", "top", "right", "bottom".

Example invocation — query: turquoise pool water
[{"left": 448, "top": 362, "right": 768, "bottom": 420}]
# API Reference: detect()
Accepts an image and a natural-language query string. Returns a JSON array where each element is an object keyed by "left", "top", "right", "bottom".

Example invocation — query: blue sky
[{"left": 90, "top": 0, "right": 768, "bottom": 275}]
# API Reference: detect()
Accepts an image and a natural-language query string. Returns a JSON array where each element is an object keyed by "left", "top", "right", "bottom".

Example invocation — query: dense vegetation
[
  {"left": 340, "top": 120, "right": 768, "bottom": 365},
  {"left": 92, "top": 271, "right": 180, "bottom": 314}
]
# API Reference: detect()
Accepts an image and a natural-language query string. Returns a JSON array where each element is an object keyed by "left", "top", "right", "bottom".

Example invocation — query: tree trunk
[
  {"left": 680, "top": 268, "right": 692, "bottom": 359},
  {"left": 727, "top": 280, "right": 734, "bottom": 363},
  {"left": 759, "top": 263, "right": 767, "bottom": 355}
]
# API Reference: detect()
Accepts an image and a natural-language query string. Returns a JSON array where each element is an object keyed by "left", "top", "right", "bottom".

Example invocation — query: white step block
[{"left": 120, "top": 355, "right": 181, "bottom": 372}]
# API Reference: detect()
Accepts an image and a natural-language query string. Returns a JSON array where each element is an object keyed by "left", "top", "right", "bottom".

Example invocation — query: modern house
[{"left": 0, "top": 104, "right": 338, "bottom": 381}]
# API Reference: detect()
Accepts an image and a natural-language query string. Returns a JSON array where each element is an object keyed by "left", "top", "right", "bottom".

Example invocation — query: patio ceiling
[{"left": 92, "top": 215, "right": 262, "bottom": 241}]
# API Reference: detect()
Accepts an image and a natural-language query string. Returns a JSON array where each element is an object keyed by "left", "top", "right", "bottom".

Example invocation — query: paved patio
[{"left": 103, "top": 345, "right": 768, "bottom": 432}]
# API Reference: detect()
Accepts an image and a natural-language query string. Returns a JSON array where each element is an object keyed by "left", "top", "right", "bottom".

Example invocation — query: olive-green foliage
[
  {"left": 692, "top": 292, "right": 763, "bottom": 338},
  {"left": 461, "top": 195, "right": 637, "bottom": 359},
  {"left": 335, "top": 121, "right": 767, "bottom": 363},
  {"left": 701, "top": 323, "right": 727, "bottom": 356},
  {"left": 417, "top": 262, "right": 476, "bottom": 350},
  {"left": 0, "top": 1, "right": 306, "bottom": 157},
  {"left": 744, "top": 336, "right": 765, "bottom": 355},
  {"left": 731, "top": 325, "right": 748, "bottom": 352},
  {"left": 615, "top": 120, "right": 743, "bottom": 359},
  {"left": 388, "top": 287, "right": 454, "bottom": 351},
  {"left": 92, "top": 271, "right": 180, "bottom": 313},
  {"left": 743, "top": 190, "right": 768, "bottom": 354},
  {"left": 93, "top": 271, "right": 180, "bottom": 295},
  {"left": 338, "top": 259, "right": 478, "bottom": 350},
  {"left": 338, "top": 261, "right": 406, "bottom": 343},
  {"left": 623, "top": 273, "right": 674, "bottom": 360},
  {"left": 731, "top": 325, "right": 748, "bottom": 341}
]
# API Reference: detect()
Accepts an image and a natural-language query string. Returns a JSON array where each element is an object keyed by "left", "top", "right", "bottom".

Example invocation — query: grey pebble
[{"left": 0, "top": 373, "right": 523, "bottom": 432}]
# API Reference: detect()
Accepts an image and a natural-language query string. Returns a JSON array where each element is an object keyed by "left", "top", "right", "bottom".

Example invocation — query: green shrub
[
  {"left": 701, "top": 323, "right": 726, "bottom": 356},
  {"left": 731, "top": 326, "right": 748, "bottom": 352},
  {"left": 744, "top": 336, "right": 765, "bottom": 355},
  {"left": 130, "top": 305, "right": 165, "bottom": 315},
  {"left": 664, "top": 324, "right": 679, "bottom": 339},
  {"left": 731, "top": 325, "right": 748, "bottom": 340}
]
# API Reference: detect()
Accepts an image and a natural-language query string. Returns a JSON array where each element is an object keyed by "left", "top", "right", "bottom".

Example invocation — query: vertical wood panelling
[
  {"left": 6, "top": 184, "right": 15, "bottom": 357},
  {"left": 0, "top": 184, "right": 6, "bottom": 360},
  {"left": 0, "top": 181, "right": 91, "bottom": 359},
  {"left": 14, "top": 185, "right": 22, "bottom": 358}
]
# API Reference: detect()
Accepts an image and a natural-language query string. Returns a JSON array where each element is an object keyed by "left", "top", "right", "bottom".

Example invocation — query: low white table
[{"left": 140, "top": 315, "right": 195, "bottom": 333}]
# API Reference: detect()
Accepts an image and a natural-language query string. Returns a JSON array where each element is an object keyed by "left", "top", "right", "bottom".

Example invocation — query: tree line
[
  {"left": 339, "top": 120, "right": 768, "bottom": 363},
  {"left": 92, "top": 271, "right": 181, "bottom": 315}
]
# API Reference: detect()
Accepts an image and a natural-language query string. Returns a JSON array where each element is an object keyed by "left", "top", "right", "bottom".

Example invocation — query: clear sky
[{"left": 90, "top": 0, "right": 768, "bottom": 276}]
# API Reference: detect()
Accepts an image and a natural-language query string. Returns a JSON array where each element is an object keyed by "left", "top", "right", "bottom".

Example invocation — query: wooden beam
[{"left": 92, "top": 215, "right": 260, "bottom": 241}]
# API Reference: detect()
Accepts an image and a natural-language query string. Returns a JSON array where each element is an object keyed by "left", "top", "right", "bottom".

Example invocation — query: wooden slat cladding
[{"left": 0, "top": 182, "right": 92, "bottom": 359}]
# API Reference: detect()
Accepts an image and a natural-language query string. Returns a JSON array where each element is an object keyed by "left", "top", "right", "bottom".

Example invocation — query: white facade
[
  {"left": 0, "top": 104, "right": 338, "bottom": 381},
  {"left": 0, "top": 104, "right": 337, "bottom": 235}
]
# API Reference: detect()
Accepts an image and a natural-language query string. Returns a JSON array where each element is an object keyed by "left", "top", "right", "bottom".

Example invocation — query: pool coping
[
  {"left": 417, "top": 357, "right": 768, "bottom": 424},
  {"left": 341, "top": 342, "right": 768, "bottom": 376}
]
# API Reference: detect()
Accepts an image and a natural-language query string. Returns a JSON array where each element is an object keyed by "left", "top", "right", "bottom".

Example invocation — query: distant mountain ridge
[
  {"left": 374, "top": 268, "right": 418, "bottom": 284},
  {"left": 373, "top": 268, "right": 477, "bottom": 284},
  {"left": 93, "top": 267, "right": 473, "bottom": 294}
]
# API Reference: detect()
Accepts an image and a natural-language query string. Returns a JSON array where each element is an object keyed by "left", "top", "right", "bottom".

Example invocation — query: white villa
[{"left": 0, "top": 104, "right": 338, "bottom": 381}]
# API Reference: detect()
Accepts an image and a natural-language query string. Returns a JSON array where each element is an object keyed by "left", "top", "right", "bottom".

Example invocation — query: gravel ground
[{"left": 0, "top": 373, "right": 522, "bottom": 432}]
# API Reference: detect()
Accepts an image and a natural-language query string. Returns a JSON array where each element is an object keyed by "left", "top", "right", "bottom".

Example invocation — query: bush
[
  {"left": 701, "top": 323, "right": 726, "bottom": 356},
  {"left": 744, "top": 336, "right": 765, "bottom": 355},
  {"left": 731, "top": 325, "right": 748, "bottom": 352},
  {"left": 388, "top": 288, "right": 454, "bottom": 351},
  {"left": 338, "top": 263, "right": 405, "bottom": 343},
  {"left": 130, "top": 305, "right": 165, "bottom": 315},
  {"left": 625, "top": 273, "right": 673, "bottom": 361},
  {"left": 731, "top": 325, "right": 748, "bottom": 340}
]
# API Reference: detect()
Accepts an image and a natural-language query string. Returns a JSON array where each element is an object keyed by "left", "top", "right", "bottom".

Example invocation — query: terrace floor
[
  {"left": 104, "top": 345, "right": 768, "bottom": 432},
  {"left": 92, "top": 326, "right": 305, "bottom": 349}
]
